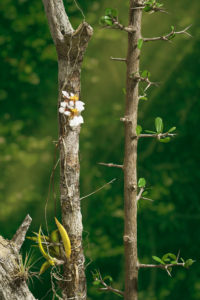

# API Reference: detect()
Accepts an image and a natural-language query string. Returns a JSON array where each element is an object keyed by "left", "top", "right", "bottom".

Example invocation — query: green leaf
[
  {"left": 156, "top": 2, "right": 164, "bottom": 8},
  {"left": 138, "top": 178, "right": 146, "bottom": 188},
  {"left": 168, "top": 126, "right": 176, "bottom": 133},
  {"left": 184, "top": 259, "right": 195, "bottom": 268},
  {"left": 168, "top": 33, "right": 176, "bottom": 40},
  {"left": 159, "top": 137, "right": 171, "bottom": 143},
  {"left": 99, "top": 16, "right": 113, "bottom": 26},
  {"left": 145, "top": 130, "right": 157, "bottom": 134},
  {"left": 103, "top": 275, "right": 113, "bottom": 283},
  {"left": 141, "top": 70, "right": 151, "bottom": 78},
  {"left": 143, "top": 5, "right": 152, "bottom": 12},
  {"left": 105, "top": 8, "right": 118, "bottom": 17},
  {"left": 155, "top": 117, "right": 163, "bottom": 133},
  {"left": 93, "top": 280, "right": 101, "bottom": 286},
  {"left": 137, "top": 38, "right": 143, "bottom": 50},
  {"left": 139, "top": 96, "right": 148, "bottom": 101},
  {"left": 171, "top": 25, "right": 175, "bottom": 31},
  {"left": 162, "top": 253, "right": 177, "bottom": 261},
  {"left": 171, "top": 261, "right": 178, "bottom": 265},
  {"left": 136, "top": 125, "right": 142, "bottom": 136},
  {"left": 168, "top": 253, "right": 177, "bottom": 260},
  {"left": 152, "top": 256, "right": 165, "bottom": 265},
  {"left": 142, "top": 191, "right": 148, "bottom": 196},
  {"left": 122, "top": 88, "right": 126, "bottom": 95},
  {"left": 180, "top": 258, "right": 185, "bottom": 263}
]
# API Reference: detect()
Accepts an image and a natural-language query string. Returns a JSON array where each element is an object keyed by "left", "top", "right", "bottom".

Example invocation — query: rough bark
[
  {"left": 42, "top": 1, "right": 93, "bottom": 299},
  {"left": 0, "top": 215, "right": 36, "bottom": 300},
  {"left": 123, "top": 1, "right": 142, "bottom": 300}
]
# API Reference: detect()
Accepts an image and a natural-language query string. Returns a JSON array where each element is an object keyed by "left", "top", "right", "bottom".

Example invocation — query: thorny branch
[
  {"left": 138, "top": 262, "right": 185, "bottom": 276},
  {"left": 133, "top": 74, "right": 159, "bottom": 91},
  {"left": 95, "top": 272, "right": 124, "bottom": 297},
  {"left": 143, "top": 25, "right": 192, "bottom": 42},
  {"left": 139, "top": 132, "right": 176, "bottom": 139}
]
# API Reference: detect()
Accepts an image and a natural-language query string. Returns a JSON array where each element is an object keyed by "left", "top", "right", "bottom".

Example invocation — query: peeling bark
[
  {"left": 42, "top": 1, "right": 93, "bottom": 299},
  {"left": 0, "top": 216, "right": 36, "bottom": 300}
]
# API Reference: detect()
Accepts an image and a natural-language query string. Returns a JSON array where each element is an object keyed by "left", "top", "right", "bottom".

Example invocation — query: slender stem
[
  {"left": 139, "top": 133, "right": 176, "bottom": 138},
  {"left": 124, "top": 1, "right": 142, "bottom": 299},
  {"left": 110, "top": 57, "right": 127, "bottom": 62},
  {"left": 139, "top": 263, "right": 185, "bottom": 269},
  {"left": 98, "top": 162, "right": 123, "bottom": 169}
]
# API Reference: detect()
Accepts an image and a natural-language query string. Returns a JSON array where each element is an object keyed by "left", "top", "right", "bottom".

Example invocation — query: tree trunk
[
  {"left": 42, "top": 1, "right": 93, "bottom": 299},
  {"left": 124, "top": 1, "right": 142, "bottom": 300},
  {"left": 0, "top": 216, "right": 36, "bottom": 300}
]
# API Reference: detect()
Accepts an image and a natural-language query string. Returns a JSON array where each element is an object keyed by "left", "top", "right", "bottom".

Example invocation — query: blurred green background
[{"left": 0, "top": 0, "right": 199, "bottom": 299}]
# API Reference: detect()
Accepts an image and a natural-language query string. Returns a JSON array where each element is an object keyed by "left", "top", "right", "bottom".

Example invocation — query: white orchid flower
[
  {"left": 69, "top": 116, "right": 84, "bottom": 127},
  {"left": 75, "top": 101, "right": 85, "bottom": 112}
]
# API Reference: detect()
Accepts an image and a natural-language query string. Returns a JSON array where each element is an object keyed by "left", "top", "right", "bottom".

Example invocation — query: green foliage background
[{"left": 0, "top": 0, "right": 199, "bottom": 299}]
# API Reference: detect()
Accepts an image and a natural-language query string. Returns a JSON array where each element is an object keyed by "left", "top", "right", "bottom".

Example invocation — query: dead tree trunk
[
  {"left": 42, "top": 1, "right": 93, "bottom": 299},
  {"left": 0, "top": 215, "right": 36, "bottom": 300}
]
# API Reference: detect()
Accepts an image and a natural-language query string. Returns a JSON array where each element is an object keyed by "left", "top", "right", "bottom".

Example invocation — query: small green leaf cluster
[
  {"left": 99, "top": 8, "right": 118, "bottom": 26},
  {"left": 145, "top": 117, "right": 176, "bottom": 142},
  {"left": 152, "top": 253, "right": 195, "bottom": 275},
  {"left": 143, "top": 0, "right": 164, "bottom": 13},
  {"left": 137, "top": 178, "right": 149, "bottom": 198}
]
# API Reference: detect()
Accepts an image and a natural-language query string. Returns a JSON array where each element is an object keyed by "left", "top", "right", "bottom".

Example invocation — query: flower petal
[
  {"left": 75, "top": 101, "right": 85, "bottom": 112},
  {"left": 64, "top": 111, "right": 71, "bottom": 116},
  {"left": 59, "top": 107, "right": 65, "bottom": 113},
  {"left": 60, "top": 101, "right": 67, "bottom": 108},
  {"left": 62, "top": 91, "right": 70, "bottom": 98}
]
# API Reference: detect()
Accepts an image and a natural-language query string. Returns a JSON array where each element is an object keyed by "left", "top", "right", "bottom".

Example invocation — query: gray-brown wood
[
  {"left": 0, "top": 216, "right": 36, "bottom": 300},
  {"left": 123, "top": 1, "right": 142, "bottom": 300},
  {"left": 42, "top": 1, "right": 93, "bottom": 299}
]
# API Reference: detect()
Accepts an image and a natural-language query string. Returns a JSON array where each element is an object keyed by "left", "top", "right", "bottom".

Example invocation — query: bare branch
[
  {"left": 12, "top": 215, "right": 32, "bottom": 252},
  {"left": 136, "top": 187, "right": 144, "bottom": 201},
  {"left": 80, "top": 178, "right": 116, "bottom": 200},
  {"left": 139, "top": 132, "right": 176, "bottom": 139},
  {"left": 143, "top": 25, "right": 192, "bottom": 42},
  {"left": 96, "top": 273, "right": 124, "bottom": 297},
  {"left": 98, "top": 162, "right": 124, "bottom": 169},
  {"left": 138, "top": 263, "right": 184, "bottom": 269},
  {"left": 141, "top": 196, "right": 154, "bottom": 202},
  {"left": 110, "top": 57, "right": 126, "bottom": 62}
]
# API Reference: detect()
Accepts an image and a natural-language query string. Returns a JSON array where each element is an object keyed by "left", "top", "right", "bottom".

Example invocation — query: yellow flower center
[
  {"left": 70, "top": 95, "right": 79, "bottom": 101},
  {"left": 71, "top": 108, "right": 78, "bottom": 116}
]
